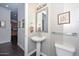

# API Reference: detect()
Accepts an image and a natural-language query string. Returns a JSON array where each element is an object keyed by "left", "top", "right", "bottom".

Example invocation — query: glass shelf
[{"left": 52, "top": 32, "right": 78, "bottom": 36}]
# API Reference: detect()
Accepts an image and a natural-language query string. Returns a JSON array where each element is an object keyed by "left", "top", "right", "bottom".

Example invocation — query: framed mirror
[{"left": 36, "top": 7, "right": 48, "bottom": 32}]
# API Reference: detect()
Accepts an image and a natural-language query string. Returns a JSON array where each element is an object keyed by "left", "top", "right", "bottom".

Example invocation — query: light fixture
[
  {"left": 5, "top": 5, "right": 8, "bottom": 7},
  {"left": 36, "top": 3, "right": 47, "bottom": 10},
  {"left": 14, "top": 15, "right": 16, "bottom": 16},
  {"left": 1, "top": 21, "right": 5, "bottom": 27}
]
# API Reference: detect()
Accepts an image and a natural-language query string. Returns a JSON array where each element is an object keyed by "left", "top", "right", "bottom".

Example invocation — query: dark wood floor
[
  {"left": 0, "top": 42, "right": 24, "bottom": 56},
  {"left": 30, "top": 52, "right": 36, "bottom": 56},
  {"left": 30, "top": 52, "right": 42, "bottom": 56}
]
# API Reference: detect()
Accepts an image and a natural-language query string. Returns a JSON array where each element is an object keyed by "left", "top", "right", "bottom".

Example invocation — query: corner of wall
[{"left": 18, "top": 42, "right": 25, "bottom": 51}]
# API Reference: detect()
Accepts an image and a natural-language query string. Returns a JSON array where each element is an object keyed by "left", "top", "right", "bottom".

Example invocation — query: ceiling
[
  {"left": 0, "top": 3, "right": 24, "bottom": 11},
  {"left": 0, "top": 3, "right": 24, "bottom": 20}
]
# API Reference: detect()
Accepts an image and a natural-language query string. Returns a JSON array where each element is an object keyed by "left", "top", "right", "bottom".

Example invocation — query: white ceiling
[{"left": 0, "top": 3, "right": 24, "bottom": 11}]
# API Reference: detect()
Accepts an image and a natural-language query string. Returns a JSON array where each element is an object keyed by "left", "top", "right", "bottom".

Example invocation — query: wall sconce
[
  {"left": 36, "top": 3, "right": 47, "bottom": 10},
  {"left": 0, "top": 20, "right": 6, "bottom": 28},
  {"left": 29, "top": 22, "right": 34, "bottom": 33}
]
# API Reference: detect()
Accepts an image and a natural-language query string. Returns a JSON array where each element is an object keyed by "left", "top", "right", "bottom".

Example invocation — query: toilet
[{"left": 55, "top": 43, "right": 76, "bottom": 56}]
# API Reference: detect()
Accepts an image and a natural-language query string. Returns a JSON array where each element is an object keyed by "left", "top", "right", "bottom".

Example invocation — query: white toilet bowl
[{"left": 55, "top": 43, "right": 76, "bottom": 56}]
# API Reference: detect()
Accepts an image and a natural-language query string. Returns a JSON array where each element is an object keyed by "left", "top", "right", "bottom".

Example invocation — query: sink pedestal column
[
  {"left": 31, "top": 36, "right": 46, "bottom": 56},
  {"left": 36, "top": 42, "right": 41, "bottom": 56}
]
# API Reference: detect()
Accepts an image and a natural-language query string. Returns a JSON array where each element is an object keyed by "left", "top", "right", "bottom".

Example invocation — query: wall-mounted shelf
[{"left": 52, "top": 32, "right": 78, "bottom": 36}]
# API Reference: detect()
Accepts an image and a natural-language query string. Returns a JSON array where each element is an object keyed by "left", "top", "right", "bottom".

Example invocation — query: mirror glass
[{"left": 36, "top": 8, "right": 48, "bottom": 32}]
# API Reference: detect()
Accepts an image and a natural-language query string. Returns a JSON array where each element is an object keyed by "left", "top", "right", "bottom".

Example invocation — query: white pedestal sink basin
[
  {"left": 31, "top": 36, "right": 46, "bottom": 42},
  {"left": 31, "top": 36, "right": 46, "bottom": 56}
]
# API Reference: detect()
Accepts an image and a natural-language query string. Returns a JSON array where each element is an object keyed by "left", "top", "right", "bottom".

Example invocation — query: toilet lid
[{"left": 55, "top": 43, "right": 75, "bottom": 52}]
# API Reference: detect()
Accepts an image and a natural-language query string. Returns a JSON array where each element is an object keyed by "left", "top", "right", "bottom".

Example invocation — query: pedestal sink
[{"left": 31, "top": 36, "right": 46, "bottom": 56}]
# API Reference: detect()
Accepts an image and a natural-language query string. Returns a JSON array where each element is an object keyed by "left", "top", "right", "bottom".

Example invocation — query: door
[{"left": 11, "top": 11, "right": 18, "bottom": 45}]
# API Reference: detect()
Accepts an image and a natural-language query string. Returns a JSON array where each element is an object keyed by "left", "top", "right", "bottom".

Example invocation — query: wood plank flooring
[{"left": 0, "top": 42, "right": 24, "bottom": 56}]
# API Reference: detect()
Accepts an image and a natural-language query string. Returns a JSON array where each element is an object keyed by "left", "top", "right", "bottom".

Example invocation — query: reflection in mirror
[
  {"left": 0, "top": 21, "right": 6, "bottom": 28},
  {"left": 36, "top": 8, "right": 48, "bottom": 32}
]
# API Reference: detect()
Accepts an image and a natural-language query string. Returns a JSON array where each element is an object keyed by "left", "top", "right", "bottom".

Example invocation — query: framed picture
[
  {"left": 22, "top": 19, "right": 25, "bottom": 28},
  {"left": 58, "top": 11, "right": 70, "bottom": 25}
]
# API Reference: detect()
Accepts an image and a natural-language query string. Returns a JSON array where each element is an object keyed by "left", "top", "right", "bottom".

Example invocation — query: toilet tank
[{"left": 55, "top": 43, "right": 75, "bottom": 56}]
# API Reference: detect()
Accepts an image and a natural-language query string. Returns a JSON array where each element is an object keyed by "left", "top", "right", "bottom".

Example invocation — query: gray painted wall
[
  {"left": 18, "top": 4, "right": 25, "bottom": 51},
  {"left": 28, "top": 4, "right": 37, "bottom": 53},
  {"left": 28, "top": 37, "right": 36, "bottom": 53},
  {"left": 63, "top": 3, "right": 79, "bottom": 56},
  {"left": 0, "top": 7, "right": 11, "bottom": 44}
]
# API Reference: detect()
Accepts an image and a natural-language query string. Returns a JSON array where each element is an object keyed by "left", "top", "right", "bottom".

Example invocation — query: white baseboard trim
[
  {"left": 0, "top": 40, "right": 10, "bottom": 44},
  {"left": 28, "top": 49, "right": 47, "bottom": 56},
  {"left": 28, "top": 49, "right": 36, "bottom": 56},
  {"left": 0, "top": 41, "right": 10, "bottom": 44},
  {"left": 18, "top": 43, "right": 25, "bottom": 51},
  {"left": 40, "top": 52, "right": 47, "bottom": 56}
]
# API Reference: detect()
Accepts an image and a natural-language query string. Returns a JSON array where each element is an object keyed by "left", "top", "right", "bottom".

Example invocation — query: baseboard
[
  {"left": 0, "top": 40, "right": 10, "bottom": 44},
  {"left": 40, "top": 52, "right": 47, "bottom": 56},
  {"left": 28, "top": 49, "right": 37, "bottom": 56},
  {"left": 28, "top": 49, "right": 47, "bottom": 56},
  {"left": 18, "top": 43, "right": 25, "bottom": 51}
]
